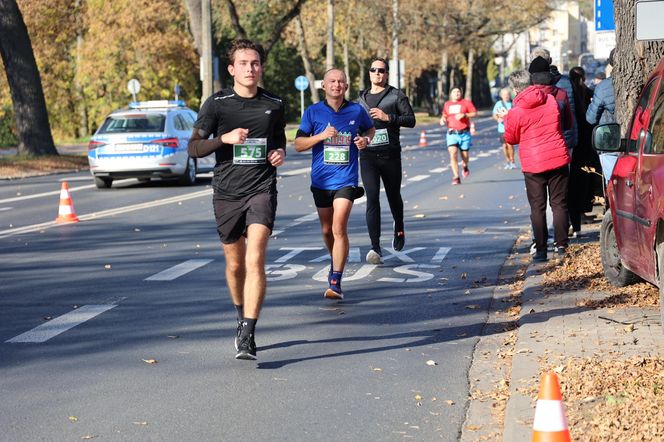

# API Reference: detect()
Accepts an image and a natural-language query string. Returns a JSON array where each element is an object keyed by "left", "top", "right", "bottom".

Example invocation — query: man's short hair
[
  {"left": 508, "top": 70, "right": 531, "bottom": 94},
  {"left": 323, "top": 68, "right": 347, "bottom": 81},
  {"left": 228, "top": 39, "right": 266, "bottom": 65},
  {"left": 530, "top": 47, "right": 551, "bottom": 63},
  {"left": 370, "top": 57, "right": 389, "bottom": 71}
]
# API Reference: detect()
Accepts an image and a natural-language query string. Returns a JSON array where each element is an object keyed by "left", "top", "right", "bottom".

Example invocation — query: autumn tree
[
  {"left": 0, "top": 0, "right": 57, "bottom": 155},
  {"left": 613, "top": 0, "right": 664, "bottom": 130}
]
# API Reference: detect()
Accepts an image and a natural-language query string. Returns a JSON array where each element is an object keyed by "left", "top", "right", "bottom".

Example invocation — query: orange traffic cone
[
  {"left": 419, "top": 130, "right": 428, "bottom": 147},
  {"left": 532, "top": 371, "right": 571, "bottom": 442},
  {"left": 55, "top": 181, "right": 79, "bottom": 223}
]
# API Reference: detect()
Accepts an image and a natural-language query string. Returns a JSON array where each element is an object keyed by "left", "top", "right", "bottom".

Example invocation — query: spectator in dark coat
[
  {"left": 504, "top": 68, "right": 570, "bottom": 262},
  {"left": 568, "top": 66, "right": 600, "bottom": 236}
]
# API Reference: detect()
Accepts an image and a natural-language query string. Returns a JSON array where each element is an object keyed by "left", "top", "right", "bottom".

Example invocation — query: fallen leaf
[
  {"left": 142, "top": 359, "right": 158, "bottom": 364},
  {"left": 439, "top": 196, "right": 449, "bottom": 200},
  {"left": 459, "top": 194, "right": 465, "bottom": 199},
  {"left": 461, "top": 272, "right": 468, "bottom": 279},
  {"left": 426, "top": 360, "right": 438, "bottom": 366},
  {"left": 43, "top": 316, "right": 52, "bottom": 321},
  {"left": 104, "top": 264, "right": 112, "bottom": 269},
  {"left": 414, "top": 214, "right": 426, "bottom": 218},
  {"left": 466, "top": 305, "right": 481, "bottom": 310},
  {"left": 133, "top": 421, "right": 148, "bottom": 426},
  {"left": 624, "top": 324, "right": 636, "bottom": 332},
  {"left": 81, "top": 436, "right": 98, "bottom": 440},
  {"left": 68, "top": 416, "right": 78, "bottom": 422},
  {"left": 415, "top": 394, "right": 422, "bottom": 401},
  {"left": 465, "top": 425, "right": 481, "bottom": 431},
  {"left": 445, "top": 400, "right": 455, "bottom": 405},
  {"left": 167, "top": 335, "right": 179, "bottom": 339},
  {"left": 373, "top": 368, "right": 383, "bottom": 372}
]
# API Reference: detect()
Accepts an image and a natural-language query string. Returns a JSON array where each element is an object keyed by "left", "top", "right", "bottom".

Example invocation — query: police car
[{"left": 87, "top": 100, "right": 214, "bottom": 188}]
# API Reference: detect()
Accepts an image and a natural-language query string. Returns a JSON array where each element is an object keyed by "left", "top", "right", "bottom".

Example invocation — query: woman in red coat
[{"left": 504, "top": 65, "right": 571, "bottom": 262}]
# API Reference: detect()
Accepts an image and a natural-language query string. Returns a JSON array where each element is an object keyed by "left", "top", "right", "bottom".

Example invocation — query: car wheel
[
  {"left": 599, "top": 210, "right": 639, "bottom": 286},
  {"left": 178, "top": 157, "right": 196, "bottom": 185},
  {"left": 657, "top": 241, "right": 664, "bottom": 333},
  {"left": 94, "top": 176, "right": 113, "bottom": 189}
]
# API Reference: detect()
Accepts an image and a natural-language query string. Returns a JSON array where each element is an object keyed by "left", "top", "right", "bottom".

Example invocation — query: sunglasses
[{"left": 369, "top": 67, "right": 386, "bottom": 74}]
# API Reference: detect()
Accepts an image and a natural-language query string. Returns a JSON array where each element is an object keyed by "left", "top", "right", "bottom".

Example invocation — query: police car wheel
[
  {"left": 94, "top": 176, "right": 113, "bottom": 189},
  {"left": 178, "top": 157, "right": 197, "bottom": 186}
]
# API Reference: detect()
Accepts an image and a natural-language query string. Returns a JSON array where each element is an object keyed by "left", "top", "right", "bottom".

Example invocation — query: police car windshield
[{"left": 98, "top": 114, "right": 166, "bottom": 134}]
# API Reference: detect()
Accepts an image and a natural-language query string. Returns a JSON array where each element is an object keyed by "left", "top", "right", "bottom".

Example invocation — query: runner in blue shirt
[
  {"left": 492, "top": 88, "right": 516, "bottom": 169},
  {"left": 295, "top": 68, "right": 375, "bottom": 300}
]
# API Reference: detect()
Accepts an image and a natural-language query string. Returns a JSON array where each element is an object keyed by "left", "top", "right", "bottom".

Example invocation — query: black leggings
[{"left": 360, "top": 152, "right": 404, "bottom": 251}]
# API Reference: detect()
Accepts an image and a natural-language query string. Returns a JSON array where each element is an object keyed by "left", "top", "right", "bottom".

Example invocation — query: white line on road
[
  {"left": 0, "top": 189, "right": 212, "bottom": 239},
  {"left": 431, "top": 247, "right": 451, "bottom": 263},
  {"left": 0, "top": 207, "right": 12, "bottom": 212},
  {"left": 279, "top": 167, "right": 311, "bottom": 176},
  {"left": 0, "top": 183, "right": 97, "bottom": 204},
  {"left": 428, "top": 167, "right": 447, "bottom": 173},
  {"left": 6, "top": 305, "right": 117, "bottom": 343},
  {"left": 145, "top": 259, "right": 214, "bottom": 281},
  {"left": 407, "top": 175, "right": 430, "bottom": 182}
]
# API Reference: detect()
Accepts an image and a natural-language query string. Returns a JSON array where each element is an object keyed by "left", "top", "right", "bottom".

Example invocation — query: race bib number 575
[{"left": 233, "top": 138, "right": 267, "bottom": 165}]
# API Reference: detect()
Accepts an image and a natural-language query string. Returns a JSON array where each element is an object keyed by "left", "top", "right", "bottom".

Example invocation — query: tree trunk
[
  {"left": 465, "top": 47, "right": 474, "bottom": 100},
  {"left": 343, "top": 40, "right": 350, "bottom": 99},
  {"left": 437, "top": 49, "right": 449, "bottom": 105},
  {"left": 0, "top": 0, "right": 56, "bottom": 155},
  {"left": 294, "top": 15, "right": 318, "bottom": 103},
  {"left": 613, "top": 0, "right": 664, "bottom": 132},
  {"left": 472, "top": 54, "right": 491, "bottom": 107},
  {"left": 183, "top": 0, "right": 202, "bottom": 54},
  {"left": 73, "top": 0, "right": 87, "bottom": 138},
  {"left": 326, "top": 0, "right": 334, "bottom": 70}
]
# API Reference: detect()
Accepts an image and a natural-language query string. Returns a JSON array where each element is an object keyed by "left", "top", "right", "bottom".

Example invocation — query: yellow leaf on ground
[
  {"left": 426, "top": 360, "right": 438, "bottom": 366},
  {"left": 68, "top": 416, "right": 78, "bottom": 422},
  {"left": 445, "top": 400, "right": 455, "bottom": 405},
  {"left": 142, "top": 359, "right": 158, "bottom": 364}
]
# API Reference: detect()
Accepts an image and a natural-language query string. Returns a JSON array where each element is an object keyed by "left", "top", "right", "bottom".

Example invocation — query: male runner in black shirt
[
  {"left": 188, "top": 39, "right": 286, "bottom": 360},
  {"left": 358, "top": 58, "right": 415, "bottom": 264}
]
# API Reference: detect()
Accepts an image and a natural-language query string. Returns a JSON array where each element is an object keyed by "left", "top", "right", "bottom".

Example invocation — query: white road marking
[
  {"left": 0, "top": 189, "right": 212, "bottom": 239},
  {"left": 276, "top": 247, "right": 323, "bottom": 263},
  {"left": 377, "top": 264, "right": 437, "bottom": 283},
  {"left": 279, "top": 167, "right": 311, "bottom": 176},
  {"left": 145, "top": 259, "right": 214, "bottom": 281},
  {"left": 382, "top": 247, "right": 426, "bottom": 263},
  {"left": 0, "top": 183, "right": 97, "bottom": 204},
  {"left": 476, "top": 152, "right": 492, "bottom": 158},
  {"left": 6, "top": 305, "right": 117, "bottom": 343},
  {"left": 0, "top": 207, "right": 12, "bottom": 212},
  {"left": 431, "top": 247, "right": 451, "bottom": 263},
  {"left": 428, "top": 167, "right": 447, "bottom": 173},
  {"left": 407, "top": 175, "right": 430, "bottom": 182}
]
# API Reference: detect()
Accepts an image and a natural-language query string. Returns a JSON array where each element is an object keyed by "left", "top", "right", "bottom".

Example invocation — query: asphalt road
[{"left": 0, "top": 118, "right": 532, "bottom": 441}]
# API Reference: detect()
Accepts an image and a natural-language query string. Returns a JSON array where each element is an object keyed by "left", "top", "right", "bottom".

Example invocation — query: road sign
[
  {"left": 636, "top": 0, "right": 664, "bottom": 41},
  {"left": 595, "top": 0, "right": 615, "bottom": 31},
  {"left": 127, "top": 79, "right": 141, "bottom": 102},
  {"left": 294, "top": 75, "right": 309, "bottom": 91}
]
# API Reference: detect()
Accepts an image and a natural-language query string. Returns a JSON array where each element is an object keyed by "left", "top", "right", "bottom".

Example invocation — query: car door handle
[{"left": 626, "top": 180, "right": 634, "bottom": 188}]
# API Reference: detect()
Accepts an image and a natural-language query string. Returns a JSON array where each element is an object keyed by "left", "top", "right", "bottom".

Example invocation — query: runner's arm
[
  {"left": 294, "top": 127, "right": 334, "bottom": 152},
  {"left": 392, "top": 93, "right": 416, "bottom": 128},
  {"left": 188, "top": 128, "right": 249, "bottom": 157}
]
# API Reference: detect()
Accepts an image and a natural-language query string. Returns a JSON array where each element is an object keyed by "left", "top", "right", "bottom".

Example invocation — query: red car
[{"left": 593, "top": 56, "right": 664, "bottom": 324}]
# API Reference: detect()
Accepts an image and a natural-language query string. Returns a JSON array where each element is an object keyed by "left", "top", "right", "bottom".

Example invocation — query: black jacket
[{"left": 358, "top": 85, "right": 415, "bottom": 153}]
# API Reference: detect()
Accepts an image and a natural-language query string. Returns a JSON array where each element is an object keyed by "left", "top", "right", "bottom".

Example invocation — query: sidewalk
[{"left": 462, "top": 208, "right": 664, "bottom": 440}]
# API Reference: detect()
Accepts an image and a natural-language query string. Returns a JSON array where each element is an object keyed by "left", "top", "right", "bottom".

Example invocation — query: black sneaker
[
  {"left": 235, "top": 333, "right": 257, "bottom": 360},
  {"left": 554, "top": 245, "right": 567, "bottom": 257},
  {"left": 533, "top": 250, "right": 548, "bottom": 262},
  {"left": 393, "top": 230, "right": 405, "bottom": 251},
  {"left": 234, "top": 320, "right": 243, "bottom": 351}
]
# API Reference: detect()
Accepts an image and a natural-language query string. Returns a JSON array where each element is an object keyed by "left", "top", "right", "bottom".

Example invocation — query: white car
[{"left": 87, "top": 100, "right": 214, "bottom": 189}]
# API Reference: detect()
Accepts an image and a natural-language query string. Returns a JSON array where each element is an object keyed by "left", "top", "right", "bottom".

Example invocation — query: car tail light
[
  {"left": 152, "top": 138, "right": 179, "bottom": 148},
  {"left": 88, "top": 140, "right": 106, "bottom": 150}
]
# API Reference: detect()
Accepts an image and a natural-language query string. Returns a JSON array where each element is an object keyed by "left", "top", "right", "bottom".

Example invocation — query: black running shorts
[
  {"left": 213, "top": 193, "right": 277, "bottom": 244},
  {"left": 310, "top": 185, "right": 364, "bottom": 208}
]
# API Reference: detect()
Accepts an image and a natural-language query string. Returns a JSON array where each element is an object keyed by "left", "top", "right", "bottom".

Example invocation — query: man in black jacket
[{"left": 358, "top": 58, "right": 416, "bottom": 264}]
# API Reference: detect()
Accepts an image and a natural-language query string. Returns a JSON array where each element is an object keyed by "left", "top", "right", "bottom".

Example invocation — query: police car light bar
[{"left": 128, "top": 100, "right": 186, "bottom": 109}]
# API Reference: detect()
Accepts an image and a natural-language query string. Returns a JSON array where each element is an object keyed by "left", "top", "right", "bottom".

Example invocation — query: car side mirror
[
  {"left": 592, "top": 123, "right": 623, "bottom": 152},
  {"left": 641, "top": 128, "right": 653, "bottom": 153}
]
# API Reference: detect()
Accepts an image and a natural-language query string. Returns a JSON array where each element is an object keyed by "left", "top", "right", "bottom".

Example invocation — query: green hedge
[{"left": 0, "top": 106, "right": 18, "bottom": 147}]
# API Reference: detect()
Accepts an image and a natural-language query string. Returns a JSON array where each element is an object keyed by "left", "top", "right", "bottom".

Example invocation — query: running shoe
[
  {"left": 234, "top": 320, "right": 243, "bottom": 351},
  {"left": 510, "top": 162, "right": 517, "bottom": 169},
  {"left": 393, "top": 230, "right": 405, "bottom": 252},
  {"left": 554, "top": 245, "right": 567, "bottom": 257},
  {"left": 452, "top": 177, "right": 461, "bottom": 185},
  {"left": 462, "top": 166, "right": 470, "bottom": 177},
  {"left": 366, "top": 249, "right": 384, "bottom": 264},
  {"left": 533, "top": 250, "right": 548, "bottom": 262},
  {"left": 503, "top": 163, "right": 511, "bottom": 170},
  {"left": 529, "top": 241, "right": 537, "bottom": 255},
  {"left": 324, "top": 286, "right": 344, "bottom": 300},
  {"left": 235, "top": 333, "right": 257, "bottom": 360}
]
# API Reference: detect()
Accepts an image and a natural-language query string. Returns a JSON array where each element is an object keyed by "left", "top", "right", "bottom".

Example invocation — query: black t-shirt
[
  {"left": 365, "top": 91, "right": 384, "bottom": 109},
  {"left": 194, "top": 87, "right": 286, "bottom": 200}
]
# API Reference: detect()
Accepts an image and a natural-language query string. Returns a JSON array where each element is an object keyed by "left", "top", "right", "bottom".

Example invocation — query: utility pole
[
  {"left": 201, "top": 0, "right": 213, "bottom": 102},
  {"left": 392, "top": 0, "right": 400, "bottom": 89}
]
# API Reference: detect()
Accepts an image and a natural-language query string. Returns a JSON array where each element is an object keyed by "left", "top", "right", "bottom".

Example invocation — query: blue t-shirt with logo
[
  {"left": 492, "top": 99, "right": 513, "bottom": 134},
  {"left": 299, "top": 100, "right": 373, "bottom": 190}
]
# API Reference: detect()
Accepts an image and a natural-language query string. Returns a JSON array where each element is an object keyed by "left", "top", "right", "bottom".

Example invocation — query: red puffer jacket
[{"left": 504, "top": 85, "right": 570, "bottom": 173}]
